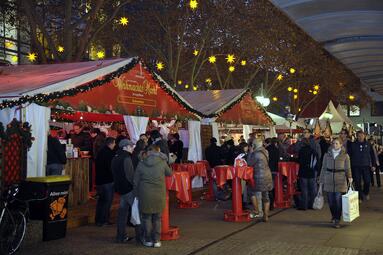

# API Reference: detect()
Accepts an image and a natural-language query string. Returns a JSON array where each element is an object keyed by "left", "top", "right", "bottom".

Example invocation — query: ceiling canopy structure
[{"left": 270, "top": 0, "right": 383, "bottom": 95}]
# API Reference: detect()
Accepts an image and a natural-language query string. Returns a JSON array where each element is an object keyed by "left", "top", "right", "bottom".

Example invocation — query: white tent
[{"left": 267, "top": 112, "right": 300, "bottom": 130}]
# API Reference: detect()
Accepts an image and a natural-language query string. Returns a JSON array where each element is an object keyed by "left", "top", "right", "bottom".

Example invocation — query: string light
[
  {"left": 293, "top": 94, "right": 298, "bottom": 100},
  {"left": 178, "top": 80, "right": 183, "bottom": 85},
  {"left": 205, "top": 78, "right": 212, "bottom": 85},
  {"left": 27, "top": 53, "right": 37, "bottom": 62},
  {"left": 313, "top": 90, "right": 318, "bottom": 95},
  {"left": 96, "top": 51, "right": 105, "bottom": 59},
  {"left": 119, "top": 17, "right": 129, "bottom": 26},
  {"left": 193, "top": 50, "right": 199, "bottom": 56},
  {"left": 11, "top": 56, "right": 18, "bottom": 62},
  {"left": 208, "top": 56, "right": 216, "bottom": 64},
  {"left": 293, "top": 88, "right": 298, "bottom": 93},
  {"left": 189, "top": 0, "right": 198, "bottom": 10},
  {"left": 298, "top": 108, "right": 302, "bottom": 112},
  {"left": 185, "top": 84, "right": 190, "bottom": 89},
  {"left": 241, "top": 60, "right": 247, "bottom": 66},
  {"left": 5, "top": 41, "right": 14, "bottom": 48},
  {"left": 287, "top": 87, "right": 293, "bottom": 92},
  {"left": 156, "top": 61, "right": 164, "bottom": 71},
  {"left": 314, "top": 85, "right": 320, "bottom": 90},
  {"left": 277, "top": 74, "right": 283, "bottom": 81},
  {"left": 226, "top": 54, "right": 235, "bottom": 64},
  {"left": 193, "top": 85, "right": 198, "bottom": 91},
  {"left": 229, "top": 66, "right": 235, "bottom": 72},
  {"left": 58, "top": 46, "right": 64, "bottom": 52},
  {"left": 272, "top": 97, "right": 278, "bottom": 101},
  {"left": 349, "top": 95, "right": 355, "bottom": 100},
  {"left": 289, "top": 68, "right": 296, "bottom": 74}
]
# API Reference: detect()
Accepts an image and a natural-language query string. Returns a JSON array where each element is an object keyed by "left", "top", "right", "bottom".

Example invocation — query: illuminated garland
[{"left": 0, "top": 57, "right": 140, "bottom": 109}]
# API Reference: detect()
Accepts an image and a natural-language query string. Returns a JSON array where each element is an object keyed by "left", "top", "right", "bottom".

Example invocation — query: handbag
[
  {"left": 130, "top": 197, "right": 141, "bottom": 226},
  {"left": 342, "top": 184, "right": 360, "bottom": 222},
  {"left": 313, "top": 184, "right": 324, "bottom": 210}
]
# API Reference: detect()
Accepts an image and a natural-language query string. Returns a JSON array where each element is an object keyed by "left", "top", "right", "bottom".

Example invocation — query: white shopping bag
[
  {"left": 130, "top": 197, "right": 141, "bottom": 225},
  {"left": 191, "top": 176, "right": 204, "bottom": 188},
  {"left": 342, "top": 185, "right": 359, "bottom": 222},
  {"left": 313, "top": 185, "right": 324, "bottom": 210}
]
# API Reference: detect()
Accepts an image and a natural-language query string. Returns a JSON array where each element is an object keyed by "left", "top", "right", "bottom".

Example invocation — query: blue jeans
[
  {"left": 95, "top": 183, "right": 114, "bottom": 225},
  {"left": 46, "top": 163, "right": 64, "bottom": 175},
  {"left": 141, "top": 213, "right": 161, "bottom": 243},
  {"left": 299, "top": 178, "right": 316, "bottom": 210},
  {"left": 116, "top": 192, "right": 133, "bottom": 241},
  {"left": 327, "top": 192, "right": 342, "bottom": 221}
]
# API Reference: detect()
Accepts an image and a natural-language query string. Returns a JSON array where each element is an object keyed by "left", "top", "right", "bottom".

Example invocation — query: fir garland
[{"left": 0, "top": 119, "right": 33, "bottom": 150}]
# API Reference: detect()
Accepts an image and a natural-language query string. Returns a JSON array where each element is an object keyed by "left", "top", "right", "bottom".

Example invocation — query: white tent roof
[
  {"left": 336, "top": 104, "right": 354, "bottom": 125},
  {"left": 319, "top": 100, "right": 344, "bottom": 123}
]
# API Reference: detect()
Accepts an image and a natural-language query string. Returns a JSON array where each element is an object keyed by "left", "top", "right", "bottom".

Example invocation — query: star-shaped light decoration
[
  {"left": 277, "top": 74, "right": 283, "bottom": 81},
  {"left": 58, "top": 46, "right": 64, "bottom": 52},
  {"left": 293, "top": 88, "right": 298, "bottom": 93},
  {"left": 313, "top": 90, "right": 318, "bottom": 95},
  {"left": 11, "top": 55, "right": 18, "bottom": 62},
  {"left": 119, "top": 17, "right": 129, "bottom": 26},
  {"left": 193, "top": 50, "right": 199, "bottom": 56},
  {"left": 272, "top": 97, "right": 278, "bottom": 101},
  {"left": 208, "top": 55, "right": 216, "bottom": 64},
  {"left": 293, "top": 94, "right": 298, "bottom": 100},
  {"left": 228, "top": 66, "right": 235, "bottom": 72},
  {"left": 289, "top": 68, "right": 296, "bottom": 74},
  {"left": 96, "top": 51, "right": 105, "bottom": 59},
  {"left": 193, "top": 85, "right": 198, "bottom": 91},
  {"left": 287, "top": 87, "right": 293, "bottom": 92},
  {"left": 226, "top": 54, "right": 235, "bottom": 64},
  {"left": 185, "top": 84, "right": 190, "bottom": 89},
  {"left": 178, "top": 80, "right": 183, "bottom": 85},
  {"left": 156, "top": 61, "right": 164, "bottom": 71},
  {"left": 189, "top": 0, "right": 198, "bottom": 10},
  {"left": 241, "top": 60, "right": 246, "bottom": 66},
  {"left": 27, "top": 53, "right": 37, "bottom": 62},
  {"left": 5, "top": 41, "right": 14, "bottom": 48},
  {"left": 314, "top": 85, "right": 320, "bottom": 90},
  {"left": 205, "top": 78, "right": 212, "bottom": 85},
  {"left": 349, "top": 95, "right": 355, "bottom": 100}
]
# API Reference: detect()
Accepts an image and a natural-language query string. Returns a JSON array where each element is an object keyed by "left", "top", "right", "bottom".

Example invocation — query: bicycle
[{"left": 0, "top": 185, "right": 28, "bottom": 255}]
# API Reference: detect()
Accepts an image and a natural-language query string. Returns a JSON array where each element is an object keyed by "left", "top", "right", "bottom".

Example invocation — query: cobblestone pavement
[{"left": 19, "top": 187, "right": 383, "bottom": 255}]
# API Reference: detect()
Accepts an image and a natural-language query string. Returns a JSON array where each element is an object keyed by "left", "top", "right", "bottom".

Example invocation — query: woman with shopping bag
[{"left": 319, "top": 138, "right": 353, "bottom": 228}]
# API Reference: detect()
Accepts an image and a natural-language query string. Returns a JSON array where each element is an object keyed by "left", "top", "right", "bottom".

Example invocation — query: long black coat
[
  {"left": 205, "top": 144, "right": 222, "bottom": 168},
  {"left": 266, "top": 144, "right": 279, "bottom": 173}
]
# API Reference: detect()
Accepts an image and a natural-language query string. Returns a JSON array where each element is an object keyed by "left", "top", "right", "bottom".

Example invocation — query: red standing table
[
  {"left": 171, "top": 163, "right": 207, "bottom": 208},
  {"left": 213, "top": 165, "right": 254, "bottom": 222},
  {"left": 161, "top": 171, "right": 190, "bottom": 240},
  {"left": 197, "top": 160, "right": 216, "bottom": 201},
  {"left": 274, "top": 162, "right": 300, "bottom": 208}
]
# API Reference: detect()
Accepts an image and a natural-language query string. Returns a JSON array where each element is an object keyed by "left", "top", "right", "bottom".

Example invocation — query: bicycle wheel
[{"left": 0, "top": 209, "right": 26, "bottom": 255}]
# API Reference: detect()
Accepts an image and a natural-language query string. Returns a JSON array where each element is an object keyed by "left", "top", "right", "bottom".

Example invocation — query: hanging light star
[
  {"left": 313, "top": 90, "right": 318, "bottom": 95},
  {"left": 189, "top": 0, "right": 198, "bottom": 10},
  {"left": 5, "top": 41, "right": 14, "bottom": 48},
  {"left": 156, "top": 61, "right": 164, "bottom": 71},
  {"left": 193, "top": 85, "right": 198, "bottom": 91},
  {"left": 58, "top": 46, "right": 64, "bottom": 52},
  {"left": 185, "top": 84, "right": 190, "bottom": 89},
  {"left": 289, "top": 68, "right": 296, "bottom": 74},
  {"left": 298, "top": 108, "right": 302, "bottom": 112},
  {"left": 293, "top": 88, "right": 298, "bottom": 93},
  {"left": 293, "top": 94, "right": 298, "bottom": 100},
  {"left": 241, "top": 60, "right": 247, "bottom": 66},
  {"left": 178, "top": 80, "right": 183, "bottom": 85},
  {"left": 193, "top": 50, "right": 199, "bottom": 56},
  {"left": 119, "top": 17, "right": 129, "bottom": 26},
  {"left": 205, "top": 78, "right": 212, "bottom": 85},
  {"left": 272, "top": 97, "right": 278, "bottom": 101},
  {"left": 349, "top": 95, "right": 355, "bottom": 100},
  {"left": 27, "top": 53, "right": 37, "bottom": 62},
  {"left": 208, "top": 56, "right": 216, "bottom": 64},
  {"left": 229, "top": 66, "right": 235, "bottom": 72},
  {"left": 226, "top": 54, "right": 235, "bottom": 64},
  {"left": 96, "top": 51, "right": 105, "bottom": 59},
  {"left": 314, "top": 85, "right": 320, "bottom": 90},
  {"left": 11, "top": 55, "right": 18, "bottom": 62},
  {"left": 277, "top": 74, "right": 283, "bottom": 81},
  {"left": 287, "top": 87, "right": 293, "bottom": 92}
]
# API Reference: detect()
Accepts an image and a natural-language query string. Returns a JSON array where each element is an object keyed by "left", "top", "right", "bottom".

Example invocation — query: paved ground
[{"left": 19, "top": 186, "right": 383, "bottom": 255}]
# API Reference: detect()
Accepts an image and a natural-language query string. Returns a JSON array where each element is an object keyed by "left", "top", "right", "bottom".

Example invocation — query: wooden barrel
[{"left": 64, "top": 158, "right": 90, "bottom": 207}]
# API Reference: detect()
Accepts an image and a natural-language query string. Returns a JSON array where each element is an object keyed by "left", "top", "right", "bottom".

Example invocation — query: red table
[
  {"left": 213, "top": 165, "right": 254, "bottom": 222},
  {"left": 197, "top": 160, "right": 216, "bottom": 201},
  {"left": 171, "top": 163, "right": 207, "bottom": 208},
  {"left": 274, "top": 162, "right": 300, "bottom": 208},
  {"left": 161, "top": 171, "right": 190, "bottom": 240}
]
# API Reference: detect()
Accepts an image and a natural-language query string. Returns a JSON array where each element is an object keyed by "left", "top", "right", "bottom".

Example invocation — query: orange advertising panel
[
  {"left": 58, "top": 64, "right": 196, "bottom": 119},
  {"left": 216, "top": 94, "right": 272, "bottom": 125}
]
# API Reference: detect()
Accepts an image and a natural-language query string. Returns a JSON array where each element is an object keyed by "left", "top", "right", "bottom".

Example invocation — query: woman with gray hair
[{"left": 247, "top": 138, "right": 274, "bottom": 222}]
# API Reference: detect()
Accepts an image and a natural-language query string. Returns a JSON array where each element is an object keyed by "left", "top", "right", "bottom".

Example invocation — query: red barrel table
[
  {"left": 171, "top": 163, "right": 207, "bottom": 208},
  {"left": 197, "top": 160, "right": 216, "bottom": 201},
  {"left": 274, "top": 162, "right": 300, "bottom": 208},
  {"left": 161, "top": 171, "right": 190, "bottom": 240},
  {"left": 213, "top": 165, "right": 254, "bottom": 222}
]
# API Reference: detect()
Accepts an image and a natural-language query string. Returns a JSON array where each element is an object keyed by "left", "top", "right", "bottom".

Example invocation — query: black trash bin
[{"left": 22, "top": 176, "right": 71, "bottom": 241}]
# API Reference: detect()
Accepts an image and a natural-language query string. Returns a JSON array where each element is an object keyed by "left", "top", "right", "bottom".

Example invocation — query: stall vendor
[{"left": 71, "top": 123, "right": 91, "bottom": 151}]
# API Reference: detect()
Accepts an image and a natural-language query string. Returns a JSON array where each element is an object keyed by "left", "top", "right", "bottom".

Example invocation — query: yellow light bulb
[
  {"left": 314, "top": 85, "right": 320, "bottom": 90},
  {"left": 156, "top": 62, "right": 164, "bottom": 71},
  {"left": 287, "top": 87, "right": 293, "bottom": 92},
  {"left": 185, "top": 84, "right": 190, "bottom": 89},
  {"left": 189, "top": 0, "right": 198, "bottom": 10},
  {"left": 298, "top": 108, "right": 302, "bottom": 112},
  {"left": 313, "top": 90, "right": 318, "bottom": 95},
  {"left": 289, "top": 68, "right": 296, "bottom": 74},
  {"left": 294, "top": 94, "right": 298, "bottom": 100},
  {"left": 293, "top": 88, "right": 298, "bottom": 93},
  {"left": 241, "top": 60, "right": 246, "bottom": 66},
  {"left": 208, "top": 56, "right": 216, "bottom": 64},
  {"left": 11, "top": 55, "right": 18, "bottom": 62},
  {"left": 119, "top": 17, "right": 129, "bottom": 26},
  {"left": 5, "top": 41, "right": 14, "bottom": 48},
  {"left": 229, "top": 66, "right": 235, "bottom": 72},
  {"left": 58, "top": 46, "right": 64, "bottom": 52},
  {"left": 205, "top": 78, "right": 212, "bottom": 84},
  {"left": 96, "top": 51, "right": 105, "bottom": 59},
  {"left": 193, "top": 86, "right": 198, "bottom": 91},
  {"left": 178, "top": 80, "right": 183, "bottom": 85},
  {"left": 349, "top": 95, "right": 355, "bottom": 100},
  {"left": 272, "top": 97, "right": 278, "bottom": 101},
  {"left": 226, "top": 54, "right": 235, "bottom": 64}
]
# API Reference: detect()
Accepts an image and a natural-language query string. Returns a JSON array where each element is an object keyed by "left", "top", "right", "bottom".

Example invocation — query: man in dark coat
[
  {"left": 265, "top": 138, "right": 280, "bottom": 210},
  {"left": 169, "top": 133, "right": 184, "bottom": 163},
  {"left": 150, "top": 130, "right": 170, "bottom": 162},
  {"left": 46, "top": 134, "right": 67, "bottom": 175},
  {"left": 71, "top": 123, "right": 91, "bottom": 151},
  {"left": 349, "top": 131, "right": 377, "bottom": 201},
  {"left": 205, "top": 137, "right": 222, "bottom": 168},
  {"left": 111, "top": 139, "right": 135, "bottom": 243},
  {"left": 95, "top": 137, "right": 116, "bottom": 226}
]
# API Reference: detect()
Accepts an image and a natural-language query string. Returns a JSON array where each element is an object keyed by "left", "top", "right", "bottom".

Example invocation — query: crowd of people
[{"left": 205, "top": 128, "right": 382, "bottom": 228}]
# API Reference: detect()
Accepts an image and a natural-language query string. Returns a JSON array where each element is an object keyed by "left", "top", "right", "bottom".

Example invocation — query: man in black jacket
[
  {"left": 151, "top": 130, "right": 170, "bottom": 162},
  {"left": 205, "top": 137, "right": 222, "bottom": 168},
  {"left": 169, "top": 133, "right": 184, "bottom": 163},
  {"left": 111, "top": 139, "right": 135, "bottom": 243},
  {"left": 71, "top": 123, "right": 91, "bottom": 151},
  {"left": 349, "top": 131, "right": 377, "bottom": 201},
  {"left": 95, "top": 137, "right": 116, "bottom": 226},
  {"left": 46, "top": 134, "right": 67, "bottom": 175}
]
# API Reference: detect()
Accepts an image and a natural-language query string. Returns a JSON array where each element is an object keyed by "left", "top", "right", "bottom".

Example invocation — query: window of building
[
  {"left": 348, "top": 105, "right": 360, "bottom": 117},
  {"left": 371, "top": 101, "right": 383, "bottom": 116}
]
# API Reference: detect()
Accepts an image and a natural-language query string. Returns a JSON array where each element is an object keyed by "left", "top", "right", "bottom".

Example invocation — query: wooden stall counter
[{"left": 64, "top": 157, "right": 90, "bottom": 208}]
